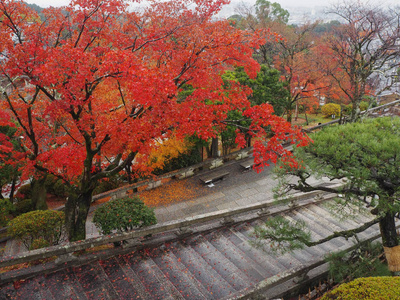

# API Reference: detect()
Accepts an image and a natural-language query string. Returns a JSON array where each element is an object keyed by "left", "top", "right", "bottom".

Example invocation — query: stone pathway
[{"left": 85, "top": 162, "right": 281, "bottom": 239}]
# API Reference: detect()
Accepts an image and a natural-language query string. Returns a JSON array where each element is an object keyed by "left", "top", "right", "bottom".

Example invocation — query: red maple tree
[{"left": 0, "top": 0, "right": 308, "bottom": 241}]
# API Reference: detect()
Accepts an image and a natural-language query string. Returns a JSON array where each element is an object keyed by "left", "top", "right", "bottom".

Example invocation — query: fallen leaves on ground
[{"left": 138, "top": 179, "right": 208, "bottom": 207}]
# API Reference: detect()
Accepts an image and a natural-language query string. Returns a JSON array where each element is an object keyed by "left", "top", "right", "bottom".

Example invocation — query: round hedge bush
[
  {"left": 321, "top": 276, "right": 400, "bottom": 300},
  {"left": 7, "top": 210, "right": 65, "bottom": 250},
  {"left": 93, "top": 197, "right": 157, "bottom": 235},
  {"left": 321, "top": 103, "right": 341, "bottom": 118}
]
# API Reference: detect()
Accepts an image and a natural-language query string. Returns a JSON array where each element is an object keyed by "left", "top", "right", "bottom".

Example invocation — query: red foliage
[{"left": 0, "top": 0, "right": 309, "bottom": 239}]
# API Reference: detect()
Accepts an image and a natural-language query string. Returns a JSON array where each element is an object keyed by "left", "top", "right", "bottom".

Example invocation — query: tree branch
[{"left": 305, "top": 217, "right": 381, "bottom": 247}]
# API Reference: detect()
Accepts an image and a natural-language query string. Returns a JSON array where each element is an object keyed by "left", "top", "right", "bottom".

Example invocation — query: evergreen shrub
[
  {"left": 30, "top": 238, "right": 50, "bottom": 250},
  {"left": 93, "top": 197, "right": 157, "bottom": 235},
  {"left": 0, "top": 199, "right": 15, "bottom": 227},
  {"left": 359, "top": 101, "right": 369, "bottom": 111},
  {"left": 326, "top": 242, "right": 390, "bottom": 283},
  {"left": 45, "top": 175, "right": 67, "bottom": 198},
  {"left": 321, "top": 103, "right": 341, "bottom": 118},
  {"left": 7, "top": 210, "right": 65, "bottom": 250},
  {"left": 321, "top": 276, "right": 400, "bottom": 300},
  {"left": 13, "top": 198, "right": 34, "bottom": 216},
  {"left": 93, "top": 176, "right": 121, "bottom": 195},
  {"left": 153, "top": 149, "right": 201, "bottom": 175}
]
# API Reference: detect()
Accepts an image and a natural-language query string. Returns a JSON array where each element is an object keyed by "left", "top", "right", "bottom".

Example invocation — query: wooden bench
[
  {"left": 199, "top": 170, "right": 230, "bottom": 184},
  {"left": 240, "top": 158, "right": 255, "bottom": 171}
]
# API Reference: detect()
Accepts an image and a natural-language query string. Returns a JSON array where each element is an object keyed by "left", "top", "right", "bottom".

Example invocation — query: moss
[{"left": 321, "top": 276, "right": 400, "bottom": 299}]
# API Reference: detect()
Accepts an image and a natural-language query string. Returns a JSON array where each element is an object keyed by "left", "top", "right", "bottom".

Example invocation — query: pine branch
[{"left": 305, "top": 217, "right": 381, "bottom": 247}]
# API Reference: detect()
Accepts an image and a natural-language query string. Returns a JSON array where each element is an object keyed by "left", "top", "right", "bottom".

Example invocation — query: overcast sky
[{"left": 26, "top": 0, "right": 398, "bottom": 12}]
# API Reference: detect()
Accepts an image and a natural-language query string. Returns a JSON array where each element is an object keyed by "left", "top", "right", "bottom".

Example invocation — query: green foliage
[
  {"left": 0, "top": 125, "right": 22, "bottom": 197},
  {"left": 93, "top": 175, "right": 122, "bottom": 195},
  {"left": 313, "top": 20, "right": 341, "bottom": 35},
  {"left": 252, "top": 215, "right": 311, "bottom": 254},
  {"left": 274, "top": 117, "right": 400, "bottom": 256},
  {"left": 45, "top": 175, "right": 67, "bottom": 198},
  {"left": 222, "top": 65, "right": 288, "bottom": 115},
  {"left": 30, "top": 238, "right": 50, "bottom": 250},
  {"left": 326, "top": 242, "right": 390, "bottom": 283},
  {"left": 220, "top": 110, "right": 251, "bottom": 155},
  {"left": 343, "top": 104, "right": 353, "bottom": 115},
  {"left": 177, "top": 84, "right": 195, "bottom": 103},
  {"left": 93, "top": 197, "right": 157, "bottom": 235},
  {"left": 223, "top": 65, "right": 289, "bottom": 115},
  {"left": 15, "top": 183, "right": 32, "bottom": 200},
  {"left": 0, "top": 198, "right": 15, "bottom": 227},
  {"left": 321, "top": 276, "right": 400, "bottom": 300},
  {"left": 359, "top": 101, "right": 369, "bottom": 111},
  {"left": 7, "top": 210, "right": 65, "bottom": 250},
  {"left": 321, "top": 103, "right": 341, "bottom": 118},
  {"left": 152, "top": 146, "right": 202, "bottom": 175},
  {"left": 13, "top": 198, "right": 34, "bottom": 216},
  {"left": 255, "top": 0, "right": 290, "bottom": 23}
]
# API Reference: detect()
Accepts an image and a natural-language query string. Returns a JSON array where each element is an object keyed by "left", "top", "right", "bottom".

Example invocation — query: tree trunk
[
  {"left": 65, "top": 189, "right": 93, "bottom": 242},
  {"left": 31, "top": 175, "right": 48, "bottom": 210},
  {"left": 246, "top": 134, "right": 252, "bottom": 148},
  {"left": 211, "top": 137, "right": 219, "bottom": 158},
  {"left": 380, "top": 211, "right": 400, "bottom": 272},
  {"left": 9, "top": 174, "right": 19, "bottom": 202},
  {"left": 125, "top": 162, "right": 132, "bottom": 184},
  {"left": 379, "top": 212, "right": 398, "bottom": 248},
  {"left": 304, "top": 110, "right": 309, "bottom": 126},
  {"left": 350, "top": 97, "right": 362, "bottom": 122},
  {"left": 286, "top": 110, "right": 292, "bottom": 123}
]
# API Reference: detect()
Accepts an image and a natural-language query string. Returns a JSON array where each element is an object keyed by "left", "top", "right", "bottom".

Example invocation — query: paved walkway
[{"left": 85, "top": 160, "right": 280, "bottom": 239}]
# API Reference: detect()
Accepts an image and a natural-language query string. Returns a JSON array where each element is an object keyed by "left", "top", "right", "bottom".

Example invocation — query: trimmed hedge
[
  {"left": 321, "top": 277, "right": 400, "bottom": 300},
  {"left": 321, "top": 103, "right": 341, "bottom": 118},
  {"left": 7, "top": 210, "right": 65, "bottom": 250},
  {"left": 93, "top": 197, "right": 157, "bottom": 235}
]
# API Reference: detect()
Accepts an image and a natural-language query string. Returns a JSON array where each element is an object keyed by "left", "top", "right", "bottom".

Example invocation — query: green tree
[
  {"left": 224, "top": 65, "right": 289, "bottom": 115},
  {"left": 254, "top": 0, "right": 289, "bottom": 24},
  {"left": 232, "top": 1, "right": 289, "bottom": 66},
  {"left": 257, "top": 117, "right": 400, "bottom": 271}
]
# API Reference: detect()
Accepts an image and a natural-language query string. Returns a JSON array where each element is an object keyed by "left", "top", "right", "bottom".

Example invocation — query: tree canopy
[
  {"left": 0, "top": 0, "right": 307, "bottom": 241},
  {"left": 321, "top": 2, "right": 400, "bottom": 121},
  {"left": 257, "top": 117, "right": 400, "bottom": 270}
]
